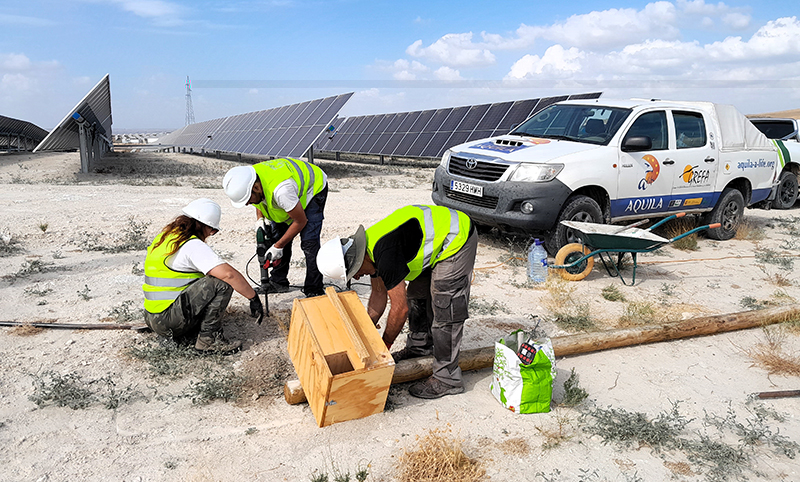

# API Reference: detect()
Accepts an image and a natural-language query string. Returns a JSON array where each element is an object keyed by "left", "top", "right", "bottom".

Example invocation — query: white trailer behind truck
[{"left": 432, "top": 98, "right": 783, "bottom": 254}]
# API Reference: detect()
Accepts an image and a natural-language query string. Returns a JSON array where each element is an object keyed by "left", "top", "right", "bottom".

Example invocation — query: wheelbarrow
[{"left": 550, "top": 213, "right": 721, "bottom": 285}]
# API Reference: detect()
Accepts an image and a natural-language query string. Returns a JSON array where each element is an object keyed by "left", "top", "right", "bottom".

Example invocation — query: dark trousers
[
  {"left": 269, "top": 186, "right": 328, "bottom": 296},
  {"left": 405, "top": 229, "right": 478, "bottom": 386},
  {"left": 145, "top": 276, "right": 233, "bottom": 344}
]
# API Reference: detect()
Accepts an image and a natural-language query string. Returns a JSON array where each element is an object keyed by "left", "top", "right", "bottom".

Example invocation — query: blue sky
[{"left": 1, "top": 0, "right": 798, "bottom": 130}]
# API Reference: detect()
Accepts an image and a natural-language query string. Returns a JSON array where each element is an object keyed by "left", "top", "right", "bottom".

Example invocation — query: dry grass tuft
[
  {"left": 496, "top": 437, "right": 530, "bottom": 456},
  {"left": 543, "top": 277, "right": 595, "bottom": 331},
  {"left": 6, "top": 318, "right": 58, "bottom": 336},
  {"left": 397, "top": 428, "right": 485, "bottom": 482},
  {"left": 744, "top": 326, "right": 800, "bottom": 377},
  {"left": 536, "top": 411, "right": 575, "bottom": 450},
  {"left": 8, "top": 324, "right": 45, "bottom": 336},
  {"left": 664, "top": 460, "right": 694, "bottom": 476},
  {"left": 663, "top": 216, "right": 699, "bottom": 251},
  {"left": 735, "top": 218, "right": 767, "bottom": 241}
]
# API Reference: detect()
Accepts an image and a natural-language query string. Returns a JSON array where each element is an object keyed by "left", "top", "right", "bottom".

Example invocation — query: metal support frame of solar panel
[
  {"left": 320, "top": 92, "right": 602, "bottom": 160},
  {"left": 0, "top": 115, "right": 48, "bottom": 151},
  {"left": 34, "top": 74, "right": 113, "bottom": 152},
  {"left": 157, "top": 93, "right": 352, "bottom": 159}
]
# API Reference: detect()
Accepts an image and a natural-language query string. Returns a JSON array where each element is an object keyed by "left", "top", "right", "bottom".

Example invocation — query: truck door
[
  {"left": 615, "top": 110, "right": 675, "bottom": 218},
  {"left": 668, "top": 111, "right": 718, "bottom": 211}
]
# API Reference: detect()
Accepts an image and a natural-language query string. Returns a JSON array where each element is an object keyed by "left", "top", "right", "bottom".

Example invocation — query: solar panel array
[
  {"left": 35, "top": 74, "right": 113, "bottom": 152},
  {"left": 0, "top": 115, "right": 48, "bottom": 151},
  {"left": 158, "top": 93, "right": 352, "bottom": 159},
  {"left": 317, "top": 92, "right": 602, "bottom": 159}
]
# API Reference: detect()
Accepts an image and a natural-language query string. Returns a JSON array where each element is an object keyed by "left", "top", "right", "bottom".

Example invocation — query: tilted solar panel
[{"left": 157, "top": 93, "right": 352, "bottom": 159}]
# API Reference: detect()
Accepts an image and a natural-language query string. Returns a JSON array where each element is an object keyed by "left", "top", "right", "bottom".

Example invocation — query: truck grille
[
  {"left": 448, "top": 156, "right": 509, "bottom": 181},
  {"left": 444, "top": 187, "right": 499, "bottom": 209}
]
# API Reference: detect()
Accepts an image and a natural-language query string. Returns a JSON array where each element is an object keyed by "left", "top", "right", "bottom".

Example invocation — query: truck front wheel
[
  {"left": 544, "top": 195, "right": 603, "bottom": 255},
  {"left": 705, "top": 188, "right": 744, "bottom": 240},
  {"left": 773, "top": 171, "right": 798, "bottom": 210}
]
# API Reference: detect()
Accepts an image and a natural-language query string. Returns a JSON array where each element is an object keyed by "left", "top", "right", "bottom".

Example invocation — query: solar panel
[
  {"left": 314, "top": 92, "right": 602, "bottom": 159},
  {"left": 381, "top": 112, "right": 420, "bottom": 155},
  {"left": 406, "top": 108, "right": 453, "bottom": 158},
  {"left": 0, "top": 115, "right": 48, "bottom": 151},
  {"left": 568, "top": 92, "right": 603, "bottom": 100},
  {"left": 491, "top": 99, "right": 539, "bottom": 136},
  {"left": 35, "top": 74, "right": 113, "bottom": 152},
  {"left": 158, "top": 93, "right": 352, "bottom": 159},
  {"left": 392, "top": 109, "right": 436, "bottom": 156},
  {"left": 370, "top": 113, "right": 407, "bottom": 154}
]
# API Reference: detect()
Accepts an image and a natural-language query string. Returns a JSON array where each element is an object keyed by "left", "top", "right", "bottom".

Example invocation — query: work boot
[
  {"left": 408, "top": 376, "right": 464, "bottom": 399},
  {"left": 303, "top": 289, "right": 325, "bottom": 298},
  {"left": 391, "top": 346, "right": 433, "bottom": 363},
  {"left": 194, "top": 333, "right": 242, "bottom": 355}
]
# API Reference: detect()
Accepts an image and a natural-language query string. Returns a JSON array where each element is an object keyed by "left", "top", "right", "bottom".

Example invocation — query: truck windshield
[{"left": 511, "top": 104, "right": 631, "bottom": 145}]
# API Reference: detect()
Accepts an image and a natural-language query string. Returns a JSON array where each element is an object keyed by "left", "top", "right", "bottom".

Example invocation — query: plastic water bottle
[{"left": 527, "top": 238, "right": 548, "bottom": 283}]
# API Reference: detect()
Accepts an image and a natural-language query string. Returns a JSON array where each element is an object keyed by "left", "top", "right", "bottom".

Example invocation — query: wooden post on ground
[{"left": 283, "top": 304, "right": 800, "bottom": 405}]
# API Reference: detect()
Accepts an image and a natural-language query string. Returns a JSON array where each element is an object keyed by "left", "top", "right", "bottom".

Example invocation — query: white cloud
[
  {"left": 507, "top": 45, "right": 585, "bottom": 79},
  {"left": 516, "top": 2, "right": 679, "bottom": 51},
  {"left": 706, "top": 17, "right": 800, "bottom": 60},
  {"left": 433, "top": 66, "right": 462, "bottom": 81},
  {"left": 1, "top": 53, "right": 32, "bottom": 70},
  {"left": 394, "top": 70, "right": 416, "bottom": 80},
  {"left": 1, "top": 73, "right": 33, "bottom": 93},
  {"left": 723, "top": 12, "right": 751, "bottom": 29},
  {"left": 406, "top": 33, "right": 495, "bottom": 67}
]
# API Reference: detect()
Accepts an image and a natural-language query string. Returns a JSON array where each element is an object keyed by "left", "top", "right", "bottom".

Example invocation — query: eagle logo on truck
[{"left": 638, "top": 155, "right": 661, "bottom": 190}]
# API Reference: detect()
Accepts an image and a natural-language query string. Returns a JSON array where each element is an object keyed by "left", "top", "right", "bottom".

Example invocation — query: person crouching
[{"left": 142, "top": 198, "right": 263, "bottom": 354}]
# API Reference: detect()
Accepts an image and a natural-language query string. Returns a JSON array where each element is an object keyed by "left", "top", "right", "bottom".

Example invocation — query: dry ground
[{"left": 0, "top": 150, "right": 799, "bottom": 482}]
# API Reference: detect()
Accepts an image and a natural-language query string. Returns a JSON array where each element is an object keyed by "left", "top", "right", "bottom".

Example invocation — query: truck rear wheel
[
  {"left": 705, "top": 188, "right": 744, "bottom": 240},
  {"left": 544, "top": 195, "right": 603, "bottom": 255},
  {"left": 773, "top": 171, "right": 798, "bottom": 210}
]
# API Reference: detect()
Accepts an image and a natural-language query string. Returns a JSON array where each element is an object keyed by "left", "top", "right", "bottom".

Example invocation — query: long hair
[{"left": 152, "top": 215, "right": 208, "bottom": 256}]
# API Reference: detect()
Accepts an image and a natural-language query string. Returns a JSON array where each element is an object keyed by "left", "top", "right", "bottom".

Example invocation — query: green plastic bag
[{"left": 490, "top": 330, "right": 556, "bottom": 413}]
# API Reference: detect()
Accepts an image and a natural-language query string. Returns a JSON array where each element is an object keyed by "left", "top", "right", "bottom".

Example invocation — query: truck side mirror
[{"left": 621, "top": 136, "right": 652, "bottom": 152}]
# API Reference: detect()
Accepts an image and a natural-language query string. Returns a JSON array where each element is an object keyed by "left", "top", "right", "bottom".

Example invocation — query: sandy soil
[{"left": 0, "top": 150, "right": 799, "bottom": 482}]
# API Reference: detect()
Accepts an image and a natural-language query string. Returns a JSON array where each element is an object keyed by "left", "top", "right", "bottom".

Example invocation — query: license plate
[{"left": 450, "top": 180, "right": 483, "bottom": 197}]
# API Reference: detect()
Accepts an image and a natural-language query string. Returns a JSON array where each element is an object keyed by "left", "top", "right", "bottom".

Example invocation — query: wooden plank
[
  {"left": 326, "top": 287, "right": 370, "bottom": 367},
  {"left": 338, "top": 291, "right": 393, "bottom": 368},
  {"left": 287, "top": 299, "right": 333, "bottom": 426},
  {"left": 323, "top": 365, "right": 395, "bottom": 427},
  {"left": 297, "top": 296, "right": 352, "bottom": 356}
]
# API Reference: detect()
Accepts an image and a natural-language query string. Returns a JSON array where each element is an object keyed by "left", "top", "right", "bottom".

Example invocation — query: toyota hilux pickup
[
  {"left": 748, "top": 117, "right": 799, "bottom": 209},
  {"left": 432, "top": 99, "right": 780, "bottom": 254}
]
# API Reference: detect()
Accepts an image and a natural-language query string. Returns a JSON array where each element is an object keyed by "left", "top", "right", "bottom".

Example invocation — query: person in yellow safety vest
[
  {"left": 317, "top": 205, "right": 478, "bottom": 399},
  {"left": 142, "top": 198, "right": 264, "bottom": 354},
  {"left": 222, "top": 158, "right": 328, "bottom": 298}
]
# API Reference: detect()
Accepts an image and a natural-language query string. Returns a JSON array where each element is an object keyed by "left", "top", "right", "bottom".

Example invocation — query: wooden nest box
[{"left": 288, "top": 287, "right": 395, "bottom": 427}]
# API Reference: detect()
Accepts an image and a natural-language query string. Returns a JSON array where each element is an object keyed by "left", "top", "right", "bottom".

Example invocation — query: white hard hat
[
  {"left": 182, "top": 198, "right": 221, "bottom": 231},
  {"left": 222, "top": 165, "right": 257, "bottom": 208},
  {"left": 317, "top": 226, "right": 366, "bottom": 281}
]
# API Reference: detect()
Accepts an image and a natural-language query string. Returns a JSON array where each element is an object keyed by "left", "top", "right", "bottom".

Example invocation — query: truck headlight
[
  {"left": 440, "top": 150, "right": 452, "bottom": 168},
  {"left": 509, "top": 163, "right": 563, "bottom": 182}
]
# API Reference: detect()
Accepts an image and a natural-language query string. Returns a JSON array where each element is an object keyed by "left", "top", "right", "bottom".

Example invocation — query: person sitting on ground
[
  {"left": 316, "top": 204, "right": 477, "bottom": 399},
  {"left": 142, "top": 198, "right": 263, "bottom": 354},
  {"left": 222, "top": 158, "right": 328, "bottom": 298}
]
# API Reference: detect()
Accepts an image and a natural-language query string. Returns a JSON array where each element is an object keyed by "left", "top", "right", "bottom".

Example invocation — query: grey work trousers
[
  {"left": 405, "top": 229, "right": 478, "bottom": 387},
  {"left": 144, "top": 276, "right": 233, "bottom": 344}
]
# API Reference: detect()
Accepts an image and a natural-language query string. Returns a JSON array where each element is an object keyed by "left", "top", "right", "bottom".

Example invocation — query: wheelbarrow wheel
[{"left": 555, "top": 243, "right": 595, "bottom": 281}]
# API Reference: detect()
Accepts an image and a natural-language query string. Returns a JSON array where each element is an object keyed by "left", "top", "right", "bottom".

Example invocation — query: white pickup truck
[
  {"left": 748, "top": 117, "right": 799, "bottom": 209},
  {"left": 431, "top": 99, "right": 781, "bottom": 254}
]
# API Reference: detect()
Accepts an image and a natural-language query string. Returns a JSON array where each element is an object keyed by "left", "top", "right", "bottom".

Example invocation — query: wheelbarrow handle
[
  {"left": 647, "top": 212, "right": 687, "bottom": 231},
  {"left": 669, "top": 223, "right": 721, "bottom": 242}
]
